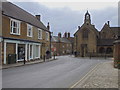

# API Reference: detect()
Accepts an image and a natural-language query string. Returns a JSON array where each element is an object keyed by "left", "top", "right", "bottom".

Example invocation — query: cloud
[{"left": 11, "top": 2, "right": 118, "bottom": 37}]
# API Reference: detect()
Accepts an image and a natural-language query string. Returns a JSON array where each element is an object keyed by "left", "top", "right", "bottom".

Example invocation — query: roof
[
  {"left": 97, "top": 39, "right": 115, "bottom": 46},
  {"left": 110, "top": 27, "right": 120, "bottom": 36},
  {"left": 51, "top": 36, "right": 72, "bottom": 43},
  {"left": 2, "top": 2, "right": 49, "bottom": 31}
]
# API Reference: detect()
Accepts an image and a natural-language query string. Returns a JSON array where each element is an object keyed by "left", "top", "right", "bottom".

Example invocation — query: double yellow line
[{"left": 69, "top": 62, "right": 101, "bottom": 88}]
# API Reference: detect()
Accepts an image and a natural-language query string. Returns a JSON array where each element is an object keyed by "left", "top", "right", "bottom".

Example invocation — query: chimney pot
[
  {"left": 78, "top": 26, "right": 80, "bottom": 29},
  {"left": 36, "top": 15, "right": 41, "bottom": 21},
  {"left": 58, "top": 32, "right": 61, "bottom": 38},
  {"left": 68, "top": 32, "right": 70, "bottom": 38},
  {"left": 47, "top": 22, "right": 50, "bottom": 30},
  {"left": 107, "top": 21, "right": 110, "bottom": 26}
]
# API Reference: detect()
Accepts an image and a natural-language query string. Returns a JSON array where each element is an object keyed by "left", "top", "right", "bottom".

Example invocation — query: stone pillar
[{"left": 113, "top": 40, "right": 120, "bottom": 68}]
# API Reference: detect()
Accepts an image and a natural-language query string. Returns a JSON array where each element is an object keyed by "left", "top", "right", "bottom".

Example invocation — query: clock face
[{"left": 86, "top": 15, "right": 89, "bottom": 19}]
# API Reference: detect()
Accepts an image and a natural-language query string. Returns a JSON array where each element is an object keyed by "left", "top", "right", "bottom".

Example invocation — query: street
[{"left": 2, "top": 56, "right": 108, "bottom": 88}]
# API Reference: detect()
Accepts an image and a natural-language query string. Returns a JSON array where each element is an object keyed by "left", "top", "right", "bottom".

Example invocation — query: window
[
  {"left": 27, "top": 24, "right": 33, "bottom": 37},
  {"left": 82, "top": 29, "right": 89, "bottom": 39},
  {"left": 35, "top": 45, "right": 40, "bottom": 58},
  {"left": 29, "top": 45, "right": 33, "bottom": 59},
  {"left": 10, "top": 19, "right": 20, "bottom": 35},
  {"left": 38, "top": 29, "right": 42, "bottom": 39},
  {"left": 46, "top": 32, "right": 49, "bottom": 41}
]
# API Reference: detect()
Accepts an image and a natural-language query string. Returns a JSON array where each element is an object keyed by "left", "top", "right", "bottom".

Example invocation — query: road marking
[{"left": 69, "top": 62, "right": 102, "bottom": 88}]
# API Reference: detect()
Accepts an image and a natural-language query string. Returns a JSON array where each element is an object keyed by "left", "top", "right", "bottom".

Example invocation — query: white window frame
[
  {"left": 27, "top": 24, "right": 33, "bottom": 37},
  {"left": 46, "top": 32, "right": 49, "bottom": 41},
  {"left": 10, "top": 18, "right": 21, "bottom": 35},
  {"left": 38, "top": 29, "right": 42, "bottom": 39}
]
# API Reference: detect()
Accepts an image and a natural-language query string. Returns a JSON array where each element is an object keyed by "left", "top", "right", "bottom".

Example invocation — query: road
[{"left": 2, "top": 55, "right": 108, "bottom": 88}]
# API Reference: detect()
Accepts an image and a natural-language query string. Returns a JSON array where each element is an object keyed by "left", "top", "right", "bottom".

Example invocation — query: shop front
[{"left": 3, "top": 39, "right": 41, "bottom": 64}]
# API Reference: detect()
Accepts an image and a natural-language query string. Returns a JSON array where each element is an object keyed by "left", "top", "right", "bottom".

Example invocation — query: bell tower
[{"left": 84, "top": 10, "right": 91, "bottom": 24}]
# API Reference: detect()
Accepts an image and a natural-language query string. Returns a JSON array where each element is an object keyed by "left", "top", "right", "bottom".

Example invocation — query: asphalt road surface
[{"left": 2, "top": 56, "right": 108, "bottom": 88}]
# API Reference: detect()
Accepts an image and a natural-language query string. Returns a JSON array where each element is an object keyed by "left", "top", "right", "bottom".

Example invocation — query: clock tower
[{"left": 84, "top": 10, "right": 91, "bottom": 24}]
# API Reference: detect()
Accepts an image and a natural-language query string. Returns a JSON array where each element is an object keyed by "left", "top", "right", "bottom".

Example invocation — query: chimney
[
  {"left": 78, "top": 26, "right": 80, "bottom": 30},
  {"left": 107, "top": 21, "right": 110, "bottom": 27},
  {"left": 58, "top": 32, "right": 61, "bottom": 38},
  {"left": 64, "top": 32, "right": 67, "bottom": 38},
  {"left": 68, "top": 32, "right": 70, "bottom": 38},
  {"left": 36, "top": 15, "right": 41, "bottom": 21},
  {"left": 47, "top": 22, "right": 50, "bottom": 30}
]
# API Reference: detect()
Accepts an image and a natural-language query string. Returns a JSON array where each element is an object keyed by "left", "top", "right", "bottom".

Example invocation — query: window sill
[
  {"left": 38, "top": 38, "right": 42, "bottom": 40},
  {"left": 10, "top": 33, "right": 20, "bottom": 36}
]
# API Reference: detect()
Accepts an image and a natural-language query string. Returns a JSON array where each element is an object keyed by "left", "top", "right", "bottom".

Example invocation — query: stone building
[
  {"left": 51, "top": 32, "right": 73, "bottom": 56},
  {"left": 74, "top": 11, "right": 120, "bottom": 57},
  {"left": 1, "top": 2, "right": 51, "bottom": 64}
]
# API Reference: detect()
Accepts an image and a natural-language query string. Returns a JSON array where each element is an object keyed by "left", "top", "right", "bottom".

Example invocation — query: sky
[{"left": 7, "top": 0, "right": 119, "bottom": 37}]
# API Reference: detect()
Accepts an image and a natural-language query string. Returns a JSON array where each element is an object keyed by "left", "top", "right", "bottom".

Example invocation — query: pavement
[
  {"left": 2, "top": 57, "right": 57, "bottom": 69},
  {"left": 1, "top": 55, "right": 119, "bottom": 88},
  {"left": 72, "top": 60, "right": 119, "bottom": 88}
]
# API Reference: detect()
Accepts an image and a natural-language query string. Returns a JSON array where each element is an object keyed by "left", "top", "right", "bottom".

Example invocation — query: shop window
[
  {"left": 29, "top": 45, "right": 33, "bottom": 59},
  {"left": 35, "top": 45, "right": 40, "bottom": 58}
]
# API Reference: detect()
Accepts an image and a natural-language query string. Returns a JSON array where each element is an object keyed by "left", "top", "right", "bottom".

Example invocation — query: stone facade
[
  {"left": 74, "top": 11, "right": 120, "bottom": 57},
  {"left": 51, "top": 32, "right": 73, "bottom": 56},
  {"left": 2, "top": 2, "right": 51, "bottom": 64},
  {"left": 113, "top": 39, "right": 120, "bottom": 68}
]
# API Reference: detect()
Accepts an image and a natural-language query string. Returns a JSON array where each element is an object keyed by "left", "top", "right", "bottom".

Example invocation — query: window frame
[
  {"left": 38, "top": 29, "right": 42, "bottom": 39},
  {"left": 10, "top": 18, "right": 21, "bottom": 35},
  {"left": 82, "top": 29, "right": 89, "bottom": 39},
  {"left": 46, "top": 32, "right": 49, "bottom": 41},
  {"left": 27, "top": 24, "right": 33, "bottom": 37}
]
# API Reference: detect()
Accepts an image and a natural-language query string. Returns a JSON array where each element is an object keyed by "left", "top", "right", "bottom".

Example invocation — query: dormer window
[{"left": 10, "top": 18, "right": 20, "bottom": 35}]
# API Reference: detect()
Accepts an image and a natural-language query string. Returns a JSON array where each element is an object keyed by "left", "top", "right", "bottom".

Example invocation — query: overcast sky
[{"left": 7, "top": 0, "right": 119, "bottom": 37}]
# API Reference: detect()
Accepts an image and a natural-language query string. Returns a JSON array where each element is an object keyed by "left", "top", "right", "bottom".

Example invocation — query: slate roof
[
  {"left": 2, "top": 2, "right": 49, "bottom": 31},
  {"left": 110, "top": 27, "right": 120, "bottom": 36},
  {"left": 51, "top": 36, "right": 71, "bottom": 43},
  {"left": 97, "top": 39, "right": 115, "bottom": 46}
]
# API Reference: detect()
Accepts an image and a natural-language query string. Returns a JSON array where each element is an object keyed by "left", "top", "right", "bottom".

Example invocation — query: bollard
[
  {"left": 105, "top": 54, "right": 106, "bottom": 59},
  {"left": 43, "top": 55, "right": 46, "bottom": 62},
  {"left": 24, "top": 57, "right": 25, "bottom": 65},
  {"left": 53, "top": 55, "right": 55, "bottom": 60},
  {"left": 89, "top": 53, "right": 91, "bottom": 59}
]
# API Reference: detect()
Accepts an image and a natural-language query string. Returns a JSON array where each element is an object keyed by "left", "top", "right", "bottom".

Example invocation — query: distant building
[
  {"left": 74, "top": 11, "right": 120, "bottom": 57},
  {"left": 1, "top": 2, "right": 51, "bottom": 64},
  {"left": 51, "top": 32, "right": 74, "bottom": 56}
]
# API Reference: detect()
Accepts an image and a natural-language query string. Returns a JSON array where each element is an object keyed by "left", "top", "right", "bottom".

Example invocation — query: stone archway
[
  {"left": 99, "top": 47, "right": 105, "bottom": 53},
  {"left": 106, "top": 47, "right": 113, "bottom": 54}
]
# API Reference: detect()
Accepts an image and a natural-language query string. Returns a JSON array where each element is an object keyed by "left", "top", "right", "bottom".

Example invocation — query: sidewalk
[
  {"left": 74, "top": 61, "right": 119, "bottom": 88},
  {"left": 1, "top": 57, "right": 57, "bottom": 69}
]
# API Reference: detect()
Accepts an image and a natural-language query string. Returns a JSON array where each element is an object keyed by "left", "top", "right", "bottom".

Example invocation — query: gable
[{"left": 2, "top": 2, "right": 49, "bottom": 32}]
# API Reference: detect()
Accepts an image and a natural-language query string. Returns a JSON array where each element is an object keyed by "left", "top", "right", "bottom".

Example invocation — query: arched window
[
  {"left": 82, "top": 29, "right": 89, "bottom": 39},
  {"left": 99, "top": 47, "right": 105, "bottom": 53},
  {"left": 106, "top": 47, "right": 113, "bottom": 54}
]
